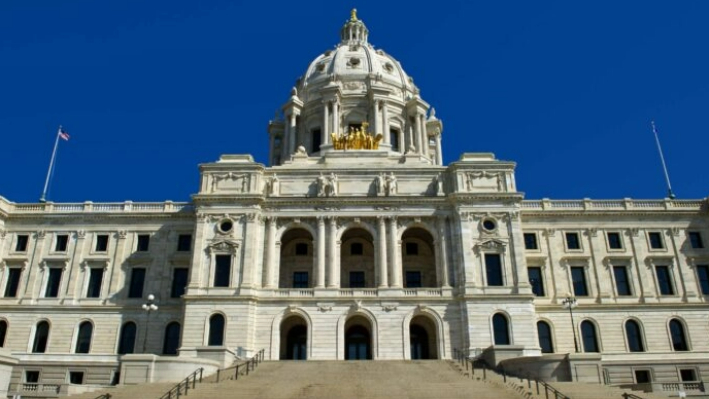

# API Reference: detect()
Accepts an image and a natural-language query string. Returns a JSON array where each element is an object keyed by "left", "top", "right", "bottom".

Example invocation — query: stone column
[
  {"left": 288, "top": 113, "right": 297, "bottom": 155},
  {"left": 372, "top": 100, "right": 380, "bottom": 136},
  {"left": 435, "top": 134, "right": 443, "bottom": 165},
  {"left": 420, "top": 114, "right": 428, "bottom": 157},
  {"left": 316, "top": 217, "right": 326, "bottom": 288},
  {"left": 377, "top": 216, "right": 388, "bottom": 288},
  {"left": 327, "top": 217, "right": 338, "bottom": 288},
  {"left": 388, "top": 218, "right": 402, "bottom": 287},
  {"left": 240, "top": 214, "right": 258, "bottom": 289},
  {"left": 382, "top": 102, "right": 389, "bottom": 144},
  {"left": 332, "top": 102, "right": 340, "bottom": 135},
  {"left": 415, "top": 115, "right": 423, "bottom": 154},
  {"left": 264, "top": 217, "right": 276, "bottom": 288},
  {"left": 323, "top": 101, "right": 330, "bottom": 145},
  {"left": 437, "top": 216, "right": 450, "bottom": 287}
]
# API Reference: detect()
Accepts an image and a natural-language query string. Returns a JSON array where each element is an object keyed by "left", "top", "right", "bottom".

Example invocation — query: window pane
[
  {"left": 390, "top": 129, "right": 399, "bottom": 151},
  {"left": 524, "top": 233, "right": 538, "bottom": 250},
  {"left": 349, "top": 271, "right": 365, "bottom": 288},
  {"left": 680, "top": 369, "right": 696, "bottom": 382},
  {"left": 669, "top": 320, "right": 688, "bottom": 351},
  {"left": 33, "top": 321, "right": 50, "bottom": 353},
  {"left": 95, "top": 235, "right": 109, "bottom": 252},
  {"left": 87, "top": 268, "right": 104, "bottom": 298},
  {"left": 350, "top": 243, "right": 363, "bottom": 255},
  {"left": 293, "top": 272, "right": 309, "bottom": 288},
  {"left": 405, "top": 271, "right": 422, "bottom": 288},
  {"left": 613, "top": 266, "right": 631, "bottom": 296},
  {"left": 655, "top": 266, "right": 674, "bottom": 295},
  {"left": 581, "top": 321, "right": 599, "bottom": 352},
  {"left": 528, "top": 267, "right": 544, "bottom": 296},
  {"left": 208, "top": 315, "right": 225, "bottom": 346},
  {"left": 128, "top": 268, "right": 146, "bottom": 298},
  {"left": 295, "top": 243, "right": 308, "bottom": 256},
  {"left": 4, "top": 268, "right": 22, "bottom": 298},
  {"left": 565, "top": 233, "right": 580, "bottom": 250},
  {"left": 625, "top": 320, "right": 644, "bottom": 352},
  {"left": 405, "top": 242, "right": 418, "bottom": 255},
  {"left": 311, "top": 129, "right": 322, "bottom": 153},
  {"left": 689, "top": 232, "right": 704, "bottom": 249},
  {"left": 75, "top": 322, "right": 93, "bottom": 353},
  {"left": 537, "top": 321, "right": 553, "bottom": 353},
  {"left": 485, "top": 254, "right": 503, "bottom": 286},
  {"left": 45, "top": 268, "right": 63, "bottom": 297},
  {"left": 607, "top": 232, "right": 622, "bottom": 249},
  {"left": 492, "top": 314, "right": 510, "bottom": 345},
  {"left": 696, "top": 265, "right": 709, "bottom": 295},
  {"left": 649, "top": 232, "right": 664, "bottom": 249},
  {"left": 136, "top": 235, "right": 150, "bottom": 252},
  {"left": 118, "top": 322, "right": 137, "bottom": 354},
  {"left": 0, "top": 320, "right": 7, "bottom": 347},
  {"left": 177, "top": 234, "right": 192, "bottom": 252},
  {"left": 15, "top": 235, "right": 29, "bottom": 252},
  {"left": 571, "top": 267, "right": 588, "bottom": 296},
  {"left": 163, "top": 322, "right": 181, "bottom": 355},
  {"left": 214, "top": 255, "right": 231, "bottom": 287},
  {"left": 55, "top": 235, "right": 69, "bottom": 252},
  {"left": 171, "top": 268, "right": 189, "bottom": 298}
]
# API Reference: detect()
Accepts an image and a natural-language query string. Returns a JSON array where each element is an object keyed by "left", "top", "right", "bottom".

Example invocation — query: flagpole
[
  {"left": 651, "top": 121, "right": 675, "bottom": 199},
  {"left": 39, "top": 126, "right": 62, "bottom": 203}
]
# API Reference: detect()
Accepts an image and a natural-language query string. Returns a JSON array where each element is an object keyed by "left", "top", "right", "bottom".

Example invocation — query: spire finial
[{"left": 350, "top": 8, "right": 358, "bottom": 21}]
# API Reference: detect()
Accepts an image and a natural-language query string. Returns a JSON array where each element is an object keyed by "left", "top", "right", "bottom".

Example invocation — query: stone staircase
[{"left": 68, "top": 360, "right": 526, "bottom": 399}]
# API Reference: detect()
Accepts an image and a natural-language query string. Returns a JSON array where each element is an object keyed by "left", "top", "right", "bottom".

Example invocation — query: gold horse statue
[{"left": 331, "top": 122, "right": 384, "bottom": 150}]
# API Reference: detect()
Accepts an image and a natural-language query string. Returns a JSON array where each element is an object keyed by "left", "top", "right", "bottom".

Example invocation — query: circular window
[
  {"left": 482, "top": 219, "right": 497, "bottom": 232},
  {"left": 218, "top": 219, "right": 233, "bottom": 234}
]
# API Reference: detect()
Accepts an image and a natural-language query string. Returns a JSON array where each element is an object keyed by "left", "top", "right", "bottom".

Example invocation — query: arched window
[
  {"left": 581, "top": 320, "right": 599, "bottom": 353},
  {"left": 163, "top": 322, "right": 181, "bottom": 355},
  {"left": 537, "top": 321, "right": 554, "bottom": 353},
  {"left": 208, "top": 314, "right": 225, "bottom": 346},
  {"left": 0, "top": 320, "right": 7, "bottom": 347},
  {"left": 32, "top": 321, "right": 50, "bottom": 353},
  {"left": 492, "top": 313, "right": 510, "bottom": 345},
  {"left": 75, "top": 321, "right": 93, "bottom": 354},
  {"left": 669, "top": 319, "right": 688, "bottom": 351},
  {"left": 118, "top": 322, "right": 137, "bottom": 355},
  {"left": 625, "top": 320, "right": 644, "bottom": 352}
]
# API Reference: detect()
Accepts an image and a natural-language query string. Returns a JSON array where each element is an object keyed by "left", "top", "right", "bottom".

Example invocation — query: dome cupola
[{"left": 340, "top": 9, "right": 369, "bottom": 45}]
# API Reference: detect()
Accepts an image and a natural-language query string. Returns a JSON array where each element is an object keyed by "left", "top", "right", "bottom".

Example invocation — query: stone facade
[{"left": 1, "top": 10, "right": 708, "bottom": 397}]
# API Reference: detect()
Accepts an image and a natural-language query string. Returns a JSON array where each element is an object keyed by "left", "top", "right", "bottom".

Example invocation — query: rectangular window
[
  {"left": 405, "top": 271, "right": 422, "bottom": 288},
  {"left": 485, "top": 254, "right": 503, "bottom": 286},
  {"left": 136, "top": 234, "right": 150, "bottom": 252},
  {"left": 350, "top": 243, "right": 363, "bottom": 255},
  {"left": 655, "top": 265, "right": 674, "bottom": 295},
  {"left": 613, "top": 266, "right": 632, "bottom": 296},
  {"left": 55, "top": 234, "right": 69, "bottom": 252},
  {"left": 293, "top": 272, "right": 309, "bottom": 288},
  {"left": 171, "top": 268, "right": 189, "bottom": 298},
  {"left": 390, "top": 129, "right": 399, "bottom": 151},
  {"left": 405, "top": 242, "right": 418, "bottom": 255},
  {"left": 95, "top": 234, "right": 109, "bottom": 252},
  {"left": 571, "top": 267, "right": 588, "bottom": 296},
  {"left": 696, "top": 265, "right": 709, "bottom": 295},
  {"left": 45, "top": 268, "right": 63, "bottom": 297},
  {"left": 4, "top": 268, "right": 22, "bottom": 298},
  {"left": 680, "top": 369, "right": 697, "bottom": 382},
  {"left": 648, "top": 232, "right": 664, "bottom": 249},
  {"left": 349, "top": 271, "right": 365, "bottom": 288},
  {"left": 69, "top": 371, "right": 84, "bottom": 385},
  {"left": 527, "top": 267, "right": 544, "bottom": 296},
  {"left": 25, "top": 371, "right": 40, "bottom": 383},
  {"left": 634, "top": 370, "right": 651, "bottom": 384},
  {"left": 689, "top": 232, "right": 704, "bottom": 249},
  {"left": 213, "top": 255, "right": 231, "bottom": 287},
  {"left": 295, "top": 243, "right": 308, "bottom": 256},
  {"left": 311, "top": 129, "right": 322, "bottom": 153},
  {"left": 607, "top": 232, "right": 622, "bottom": 249},
  {"left": 565, "top": 232, "right": 580, "bottom": 250},
  {"left": 523, "top": 233, "right": 538, "bottom": 250},
  {"left": 177, "top": 234, "right": 192, "bottom": 252},
  {"left": 128, "top": 268, "right": 146, "bottom": 298},
  {"left": 86, "top": 268, "right": 104, "bottom": 298},
  {"left": 15, "top": 234, "right": 29, "bottom": 252}
]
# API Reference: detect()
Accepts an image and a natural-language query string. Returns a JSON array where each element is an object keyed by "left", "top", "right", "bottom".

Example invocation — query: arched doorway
[
  {"left": 279, "top": 228, "right": 314, "bottom": 289},
  {"left": 410, "top": 315, "right": 438, "bottom": 359},
  {"left": 345, "top": 316, "right": 372, "bottom": 360},
  {"left": 340, "top": 228, "right": 375, "bottom": 288},
  {"left": 280, "top": 316, "right": 308, "bottom": 360}
]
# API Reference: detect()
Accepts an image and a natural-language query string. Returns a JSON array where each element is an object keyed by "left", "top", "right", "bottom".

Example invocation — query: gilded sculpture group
[{"left": 331, "top": 122, "right": 384, "bottom": 150}]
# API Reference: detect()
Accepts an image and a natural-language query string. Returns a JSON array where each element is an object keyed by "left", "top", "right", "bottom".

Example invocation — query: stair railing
[
  {"left": 93, "top": 394, "right": 112, "bottom": 399},
  {"left": 215, "top": 349, "right": 265, "bottom": 383},
  {"left": 158, "top": 367, "right": 204, "bottom": 399},
  {"left": 453, "top": 348, "right": 570, "bottom": 399},
  {"left": 621, "top": 394, "right": 646, "bottom": 399}
]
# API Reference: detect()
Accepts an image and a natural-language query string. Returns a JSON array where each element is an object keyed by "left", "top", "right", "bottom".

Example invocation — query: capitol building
[{"left": 0, "top": 10, "right": 708, "bottom": 398}]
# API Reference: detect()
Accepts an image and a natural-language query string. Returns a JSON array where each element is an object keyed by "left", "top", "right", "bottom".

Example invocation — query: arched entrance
[
  {"left": 279, "top": 228, "right": 314, "bottom": 289},
  {"left": 345, "top": 316, "right": 372, "bottom": 360},
  {"left": 340, "top": 228, "right": 375, "bottom": 288},
  {"left": 409, "top": 315, "right": 438, "bottom": 359},
  {"left": 280, "top": 316, "right": 308, "bottom": 360}
]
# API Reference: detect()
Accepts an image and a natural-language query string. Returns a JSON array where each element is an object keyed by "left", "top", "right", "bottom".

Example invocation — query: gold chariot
[{"left": 331, "top": 122, "right": 384, "bottom": 150}]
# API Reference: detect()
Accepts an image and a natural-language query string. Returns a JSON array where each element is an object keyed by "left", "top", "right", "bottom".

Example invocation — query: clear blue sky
[{"left": 1, "top": 1, "right": 707, "bottom": 203}]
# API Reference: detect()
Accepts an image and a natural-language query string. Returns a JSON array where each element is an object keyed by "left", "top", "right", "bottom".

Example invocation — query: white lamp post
[
  {"left": 562, "top": 294, "right": 579, "bottom": 353},
  {"left": 141, "top": 294, "right": 158, "bottom": 353}
]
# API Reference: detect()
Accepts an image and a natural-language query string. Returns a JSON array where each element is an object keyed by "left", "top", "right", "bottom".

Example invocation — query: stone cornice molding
[
  {"left": 602, "top": 255, "right": 634, "bottom": 269},
  {"left": 80, "top": 259, "right": 110, "bottom": 269},
  {"left": 40, "top": 258, "right": 69, "bottom": 270},
  {"left": 559, "top": 256, "right": 590, "bottom": 267},
  {"left": 0, "top": 258, "right": 28, "bottom": 269},
  {"left": 525, "top": 255, "right": 548, "bottom": 267},
  {"left": 473, "top": 239, "right": 506, "bottom": 254},
  {"left": 644, "top": 255, "right": 675, "bottom": 268},
  {"left": 207, "top": 239, "right": 241, "bottom": 254}
]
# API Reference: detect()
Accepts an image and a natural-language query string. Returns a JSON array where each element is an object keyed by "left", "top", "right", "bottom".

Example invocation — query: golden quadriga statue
[{"left": 331, "top": 122, "right": 383, "bottom": 150}]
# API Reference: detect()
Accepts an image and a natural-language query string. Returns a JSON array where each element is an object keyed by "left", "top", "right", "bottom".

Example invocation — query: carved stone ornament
[
  {"left": 586, "top": 228, "right": 598, "bottom": 237},
  {"left": 352, "top": 300, "right": 363, "bottom": 311},
  {"left": 416, "top": 304, "right": 428, "bottom": 312},
  {"left": 118, "top": 230, "right": 128, "bottom": 239},
  {"left": 207, "top": 240, "right": 240, "bottom": 254},
  {"left": 381, "top": 303, "right": 398, "bottom": 312},
  {"left": 543, "top": 228, "right": 556, "bottom": 237},
  {"left": 473, "top": 239, "right": 506, "bottom": 254},
  {"left": 629, "top": 228, "right": 640, "bottom": 237},
  {"left": 465, "top": 171, "right": 505, "bottom": 192},
  {"left": 35, "top": 230, "right": 46, "bottom": 239},
  {"left": 669, "top": 227, "right": 681, "bottom": 237},
  {"left": 317, "top": 303, "right": 334, "bottom": 312},
  {"left": 0, "top": 229, "right": 5, "bottom": 240},
  {"left": 211, "top": 172, "right": 250, "bottom": 193},
  {"left": 316, "top": 173, "right": 338, "bottom": 197}
]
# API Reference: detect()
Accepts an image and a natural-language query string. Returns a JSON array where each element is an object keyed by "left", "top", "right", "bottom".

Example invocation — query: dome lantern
[{"left": 340, "top": 9, "right": 368, "bottom": 45}]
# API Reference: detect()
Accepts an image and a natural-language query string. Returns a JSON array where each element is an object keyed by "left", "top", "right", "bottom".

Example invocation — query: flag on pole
[{"left": 58, "top": 127, "right": 70, "bottom": 141}]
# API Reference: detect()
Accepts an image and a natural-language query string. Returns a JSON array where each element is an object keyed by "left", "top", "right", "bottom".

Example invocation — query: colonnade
[{"left": 262, "top": 216, "right": 450, "bottom": 289}]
